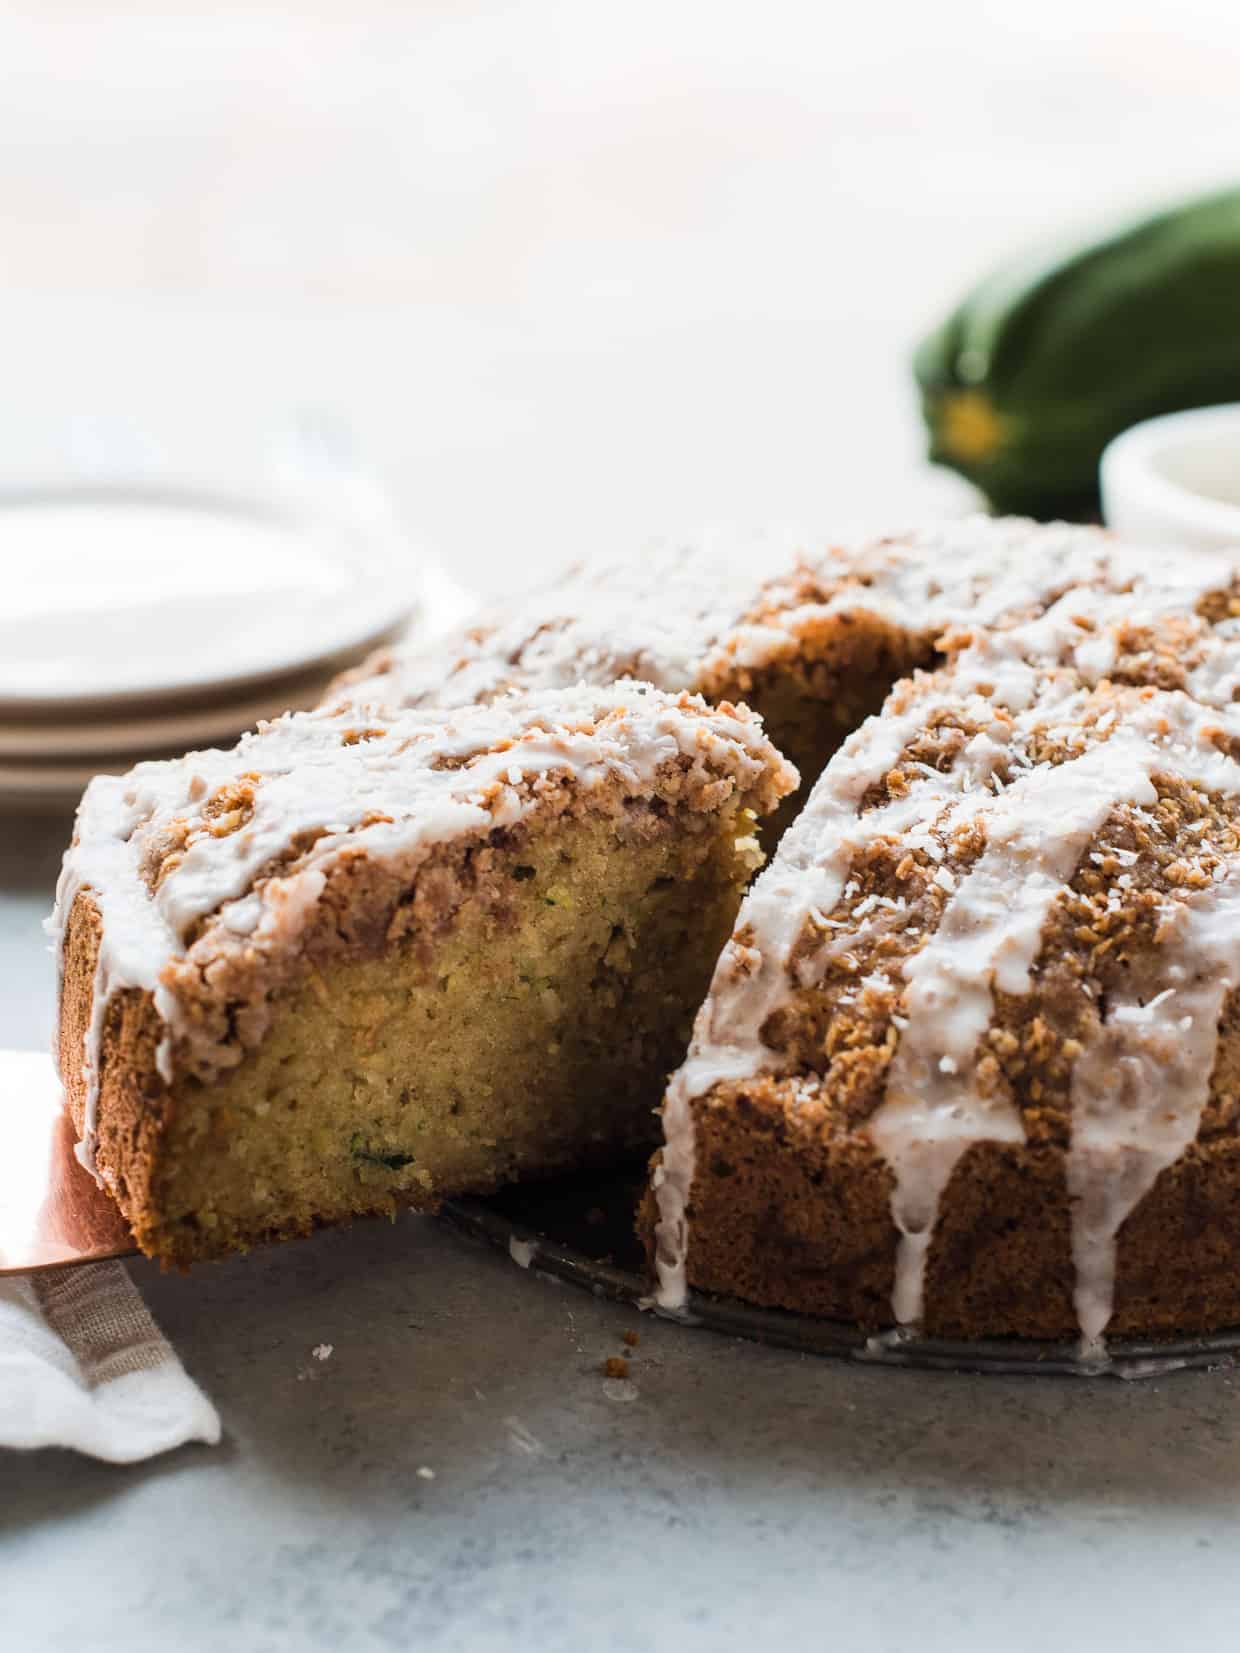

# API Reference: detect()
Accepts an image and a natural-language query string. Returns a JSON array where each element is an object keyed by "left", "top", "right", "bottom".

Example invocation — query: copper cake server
[{"left": 0, "top": 1048, "right": 135, "bottom": 1274}]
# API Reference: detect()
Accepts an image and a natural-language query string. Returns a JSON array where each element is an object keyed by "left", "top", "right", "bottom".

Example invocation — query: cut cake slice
[{"left": 52, "top": 683, "right": 795, "bottom": 1265}]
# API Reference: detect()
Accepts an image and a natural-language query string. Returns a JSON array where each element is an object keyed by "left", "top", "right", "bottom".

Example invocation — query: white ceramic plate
[
  {"left": 0, "top": 560, "right": 476, "bottom": 811},
  {"left": 0, "top": 663, "right": 353, "bottom": 762},
  {"left": 0, "top": 484, "right": 421, "bottom": 712},
  {"left": 1100, "top": 403, "right": 1240, "bottom": 556},
  {"left": 0, "top": 757, "right": 126, "bottom": 811}
]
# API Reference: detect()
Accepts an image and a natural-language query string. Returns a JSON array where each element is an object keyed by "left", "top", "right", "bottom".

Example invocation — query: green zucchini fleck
[{"left": 350, "top": 1134, "right": 415, "bottom": 1171}]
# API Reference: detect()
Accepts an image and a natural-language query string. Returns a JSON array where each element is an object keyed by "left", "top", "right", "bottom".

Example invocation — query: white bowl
[{"left": 1101, "top": 403, "right": 1240, "bottom": 556}]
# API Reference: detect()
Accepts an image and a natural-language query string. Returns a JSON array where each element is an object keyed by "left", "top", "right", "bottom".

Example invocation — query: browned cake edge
[
  {"left": 60, "top": 890, "right": 189, "bottom": 1261},
  {"left": 639, "top": 1026, "right": 1240, "bottom": 1343}
]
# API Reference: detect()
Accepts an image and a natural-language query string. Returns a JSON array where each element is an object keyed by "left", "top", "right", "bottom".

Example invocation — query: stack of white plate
[{"left": 0, "top": 440, "right": 473, "bottom": 811}]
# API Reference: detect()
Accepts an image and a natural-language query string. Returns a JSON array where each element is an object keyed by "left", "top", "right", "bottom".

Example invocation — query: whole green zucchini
[{"left": 914, "top": 184, "right": 1240, "bottom": 518}]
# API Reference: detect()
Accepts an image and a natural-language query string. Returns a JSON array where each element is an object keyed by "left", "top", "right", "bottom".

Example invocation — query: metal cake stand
[{"left": 439, "top": 1169, "right": 1240, "bottom": 1381}]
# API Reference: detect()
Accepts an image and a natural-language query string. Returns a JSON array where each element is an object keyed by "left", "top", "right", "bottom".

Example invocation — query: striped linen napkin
[{"left": 0, "top": 1260, "right": 220, "bottom": 1463}]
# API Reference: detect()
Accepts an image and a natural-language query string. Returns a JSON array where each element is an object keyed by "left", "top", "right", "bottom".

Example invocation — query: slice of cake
[
  {"left": 648, "top": 627, "right": 1240, "bottom": 1348},
  {"left": 52, "top": 684, "right": 796, "bottom": 1265},
  {"left": 332, "top": 519, "right": 1240, "bottom": 832}
]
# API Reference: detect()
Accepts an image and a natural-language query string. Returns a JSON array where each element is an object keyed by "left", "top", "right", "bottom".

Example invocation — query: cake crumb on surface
[{"left": 603, "top": 1355, "right": 629, "bottom": 1379}]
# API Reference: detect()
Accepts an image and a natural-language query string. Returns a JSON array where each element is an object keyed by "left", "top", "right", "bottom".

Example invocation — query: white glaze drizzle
[
  {"left": 653, "top": 667, "right": 1024, "bottom": 1310},
  {"left": 50, "top": 682, "right": 793, "bottom": 1182},
  {"left": 871, "top": 730, "right": 1171, "bottom": 1328},
  {"left": 1066, "top": 889, "right": 1240, "bottom": 1359},
  {"left": 1062, "top": 697, "right": 1240, "bottom": 1355},
  {"left": 339, "top": 518, "right": 1236, "bottom": 715}
]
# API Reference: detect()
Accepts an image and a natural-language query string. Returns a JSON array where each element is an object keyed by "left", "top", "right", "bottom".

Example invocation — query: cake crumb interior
[{"left": 146, "top": 806, "right": 760, "bottom": 1262}]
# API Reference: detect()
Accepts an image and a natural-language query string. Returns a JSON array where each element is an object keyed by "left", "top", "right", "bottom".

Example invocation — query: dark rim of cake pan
[{"left": 437, "top": 1169, "right": 1240, "bottom": 1381}]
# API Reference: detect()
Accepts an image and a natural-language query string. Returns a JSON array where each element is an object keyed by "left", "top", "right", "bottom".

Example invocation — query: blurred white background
[{"left": 3, "top": 0, "right": 1239, "bottom": 596}]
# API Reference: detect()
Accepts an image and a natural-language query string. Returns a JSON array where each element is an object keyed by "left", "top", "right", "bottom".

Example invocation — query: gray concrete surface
[
  {"left": 5, "top": 803, "right": 1240, "bottom": 1653},
  {"left": 6, "top": 8, "right": 1240, "bottom": 1643}
]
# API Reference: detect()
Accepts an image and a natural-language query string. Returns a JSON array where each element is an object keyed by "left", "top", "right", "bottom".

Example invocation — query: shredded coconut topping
[{"left": 334, "top": 517, "right": 1240, "bottom": 718}]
